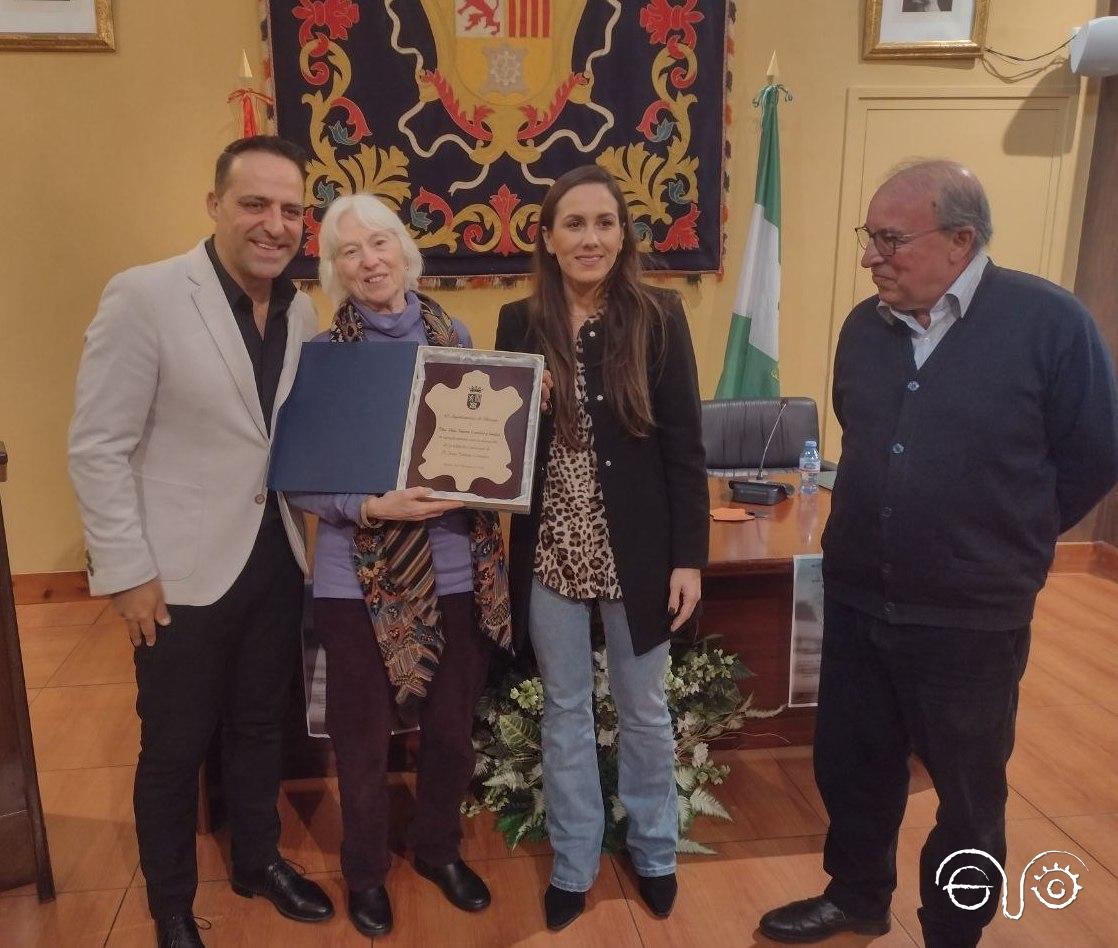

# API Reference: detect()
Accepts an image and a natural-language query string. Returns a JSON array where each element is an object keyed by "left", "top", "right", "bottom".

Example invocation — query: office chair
[{"left": 701, "top": 397, "right": 835, "bottom": 477}]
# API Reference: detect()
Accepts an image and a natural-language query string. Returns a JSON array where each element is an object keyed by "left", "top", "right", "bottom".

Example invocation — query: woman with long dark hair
[{"left": 495, "top": 165, "right": 708, "bottom": 930}]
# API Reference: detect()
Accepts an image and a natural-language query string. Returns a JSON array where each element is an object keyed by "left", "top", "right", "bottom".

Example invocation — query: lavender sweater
[{"left": 287, "top": 293, "right": 474, "bottom": 599}]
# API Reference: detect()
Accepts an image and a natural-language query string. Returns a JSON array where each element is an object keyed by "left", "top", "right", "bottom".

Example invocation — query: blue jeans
[{"left": 529, "top": 579, "right": 677, "bottom": 892}]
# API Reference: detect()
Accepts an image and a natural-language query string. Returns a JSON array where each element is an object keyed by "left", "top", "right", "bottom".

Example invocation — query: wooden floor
[{"left": 2, "top": 571, "right": 1118, "bottom": 946}]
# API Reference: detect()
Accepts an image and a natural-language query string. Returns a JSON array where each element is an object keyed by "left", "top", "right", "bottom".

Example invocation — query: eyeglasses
[{"left": 855, "top": 225, "right": 944, "bottom": 258}]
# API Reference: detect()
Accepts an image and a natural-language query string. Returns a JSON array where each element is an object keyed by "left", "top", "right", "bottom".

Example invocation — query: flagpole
[{"left": 714, "top": 65, "right": 792, "bottom": 400}]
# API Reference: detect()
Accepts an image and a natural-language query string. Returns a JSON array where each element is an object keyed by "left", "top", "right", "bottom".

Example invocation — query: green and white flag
[{"left": 715, "top": 83, "right": 790, "bottom": 399}]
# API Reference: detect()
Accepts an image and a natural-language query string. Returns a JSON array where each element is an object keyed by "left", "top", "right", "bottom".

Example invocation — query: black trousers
[
  {"left": 814, "top": 597, "right": 1030, "bottom": 948},
  {"left": 133, "top": 516, "right": 303, "bottom": 917},
  {"left": 315, "top": 594, "right": 494, "bottom": 891}
]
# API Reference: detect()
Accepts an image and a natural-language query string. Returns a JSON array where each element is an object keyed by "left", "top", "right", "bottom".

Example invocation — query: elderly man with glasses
[{"left": 760, "top": 160, "right": 1118, "bottom": 947}]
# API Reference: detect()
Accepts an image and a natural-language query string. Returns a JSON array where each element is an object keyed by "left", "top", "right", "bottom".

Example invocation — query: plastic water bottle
[{"left": 799, "top": 440, "right": 821, "bottom": 495}]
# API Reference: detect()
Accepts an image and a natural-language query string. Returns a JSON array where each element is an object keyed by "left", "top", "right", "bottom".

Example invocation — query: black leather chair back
[{"left": 701, "top": 397, "right": 820, "bottom": 474}]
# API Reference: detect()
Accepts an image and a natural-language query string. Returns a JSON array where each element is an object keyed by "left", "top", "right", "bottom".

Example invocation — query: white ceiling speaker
[{"left": 1069, "top": 17, "right": 1118, "bottom": 77}]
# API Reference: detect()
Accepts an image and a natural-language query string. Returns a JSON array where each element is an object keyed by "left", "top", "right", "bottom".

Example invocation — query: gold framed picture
[
  {"left": 864, "top": 0, "right": 989, "bottom": 60},
  {"left": 0, "top": 0, "right": 115, "bottom": 52}
]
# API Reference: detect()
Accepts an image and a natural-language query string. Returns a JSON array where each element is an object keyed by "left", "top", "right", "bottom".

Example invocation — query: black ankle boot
[
  {"left": 637, "top": 872, "right": 677, "bottom": 917},
  {"left": 544, "top": 884, "right": 586, "bottom": 931}
]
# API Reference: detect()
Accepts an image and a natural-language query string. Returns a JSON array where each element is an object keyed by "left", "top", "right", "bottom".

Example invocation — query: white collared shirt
[{"left": 876, "top": 251, "right": 989, "bottom": 369}]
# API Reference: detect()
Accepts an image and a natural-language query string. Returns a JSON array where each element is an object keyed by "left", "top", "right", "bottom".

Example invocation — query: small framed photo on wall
[
  {"left": 864, "top": 0, "right": 990, "bottom": 60},
  {"left": 0, "top": 0, "right": 115, "bottom": 51}
]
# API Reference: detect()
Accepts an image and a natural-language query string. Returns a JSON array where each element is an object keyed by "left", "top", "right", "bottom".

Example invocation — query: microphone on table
[
  {"left": 730, "top": 398, "right": 794, "bottom": 505},
  {"left": 752, "top": 397, "right": 789, "bottom": 483}
]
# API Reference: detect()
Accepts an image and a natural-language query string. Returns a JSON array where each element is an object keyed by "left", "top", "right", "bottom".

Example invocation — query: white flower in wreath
[
  {"left": 593, "top": 654, "right": 611, "bottom": 699},
  {"left": 610, "top": 796, "right": 627, "bottom": 823},
  {"left": 484, "top": 770, "right": 527, "bottom": 791}
]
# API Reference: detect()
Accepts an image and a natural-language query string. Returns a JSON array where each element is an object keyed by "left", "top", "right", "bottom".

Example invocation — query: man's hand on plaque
[
  {"left": 362, "top": 487, "right": 465, "bottom": 523},
  {"left": 540, "top": 369, "right": 553, "bottom": 414}
]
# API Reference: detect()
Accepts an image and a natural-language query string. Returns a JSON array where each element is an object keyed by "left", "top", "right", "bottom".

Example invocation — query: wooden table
[{"left": 702, "top": 474, "right": 829, "bottom": 748}]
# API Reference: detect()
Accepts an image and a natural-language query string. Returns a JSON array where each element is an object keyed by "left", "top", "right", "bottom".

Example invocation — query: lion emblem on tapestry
[{"left": 264, "top": 0, "right": 729, "bottom": 279}]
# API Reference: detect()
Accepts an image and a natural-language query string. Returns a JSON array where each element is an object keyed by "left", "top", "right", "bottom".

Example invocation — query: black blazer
[{"left": 495, "top": 290, "right": 709, "bottom": 656}]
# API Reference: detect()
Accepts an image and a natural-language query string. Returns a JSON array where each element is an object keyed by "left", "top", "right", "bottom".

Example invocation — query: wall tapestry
[{"left": 263, "top": 0, "right": 731, "bottom": 281}]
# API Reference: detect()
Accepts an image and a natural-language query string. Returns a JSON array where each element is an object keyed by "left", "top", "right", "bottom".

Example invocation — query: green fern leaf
[
  {"left": 689, "top": 786, "right": 731, "bottom": 821},
  {"left": 677, "top": 794, "right": 693, "bottom": 833},
  {"left": 676, "top": 837, "right": 717, "bottom": 855},
  {"left": 497, "top": 713, "right": 541, "bottom": 751}
]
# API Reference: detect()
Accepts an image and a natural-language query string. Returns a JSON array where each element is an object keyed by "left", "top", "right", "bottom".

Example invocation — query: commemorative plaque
[
  {"left": 269, "top": 341, "right": 544, "bottom": 515},
  {"left": 270, "top": 342, "right": 545, "bottom": 738},
  {"left": 398, "top": 347, "right": 545, "bottom": 514}
]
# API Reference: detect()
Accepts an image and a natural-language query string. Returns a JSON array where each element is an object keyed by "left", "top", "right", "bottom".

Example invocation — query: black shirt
[
  {"left": 204, "top": 237, "right": 296, "bottom": 434},
  {"left": 204, "top": 238, "right": 297, "bottom": 529}
]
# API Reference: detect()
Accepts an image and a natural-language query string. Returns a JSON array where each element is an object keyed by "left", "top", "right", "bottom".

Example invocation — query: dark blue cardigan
[{"left": 823, "top": 262, "right": 1118, "bottom": 630}]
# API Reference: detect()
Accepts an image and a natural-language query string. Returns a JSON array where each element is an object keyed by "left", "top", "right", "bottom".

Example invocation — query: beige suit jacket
[{"left": 69, "top": 240, "right": 317, "bottom": 605}]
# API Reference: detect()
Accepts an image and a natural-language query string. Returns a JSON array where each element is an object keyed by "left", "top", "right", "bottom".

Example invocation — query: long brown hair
[{"left": 530, "top": 164, "right": 666, "bottom": 447}]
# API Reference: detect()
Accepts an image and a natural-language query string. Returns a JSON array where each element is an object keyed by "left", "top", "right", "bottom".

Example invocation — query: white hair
[{"left": 317, "top": 194, "right": 424, "bottom": 304}]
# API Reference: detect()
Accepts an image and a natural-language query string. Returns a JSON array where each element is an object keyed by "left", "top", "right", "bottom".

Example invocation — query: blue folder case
[{"left": 268, "top": 340, "right": 419, "bottom": 493}]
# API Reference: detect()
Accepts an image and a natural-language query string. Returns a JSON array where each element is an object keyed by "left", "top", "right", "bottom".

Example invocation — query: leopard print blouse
[{"left": 533, "top": 314, "right": 623, "bottom": 601}]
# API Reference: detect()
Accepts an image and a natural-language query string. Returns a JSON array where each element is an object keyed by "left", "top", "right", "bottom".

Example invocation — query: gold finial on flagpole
[
  {"left": 766, "top": 51, "right": 780, "bottom": 83},
  {"left": 230, "top": 48, "right": 270, "bottom": 138}
]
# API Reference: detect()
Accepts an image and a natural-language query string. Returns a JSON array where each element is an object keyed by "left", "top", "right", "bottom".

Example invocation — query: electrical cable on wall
[
  {"left": 981, "top": 39, "right": 1071, "bottom": 82},
  {"left": 984, "top": 17, "right": 1118, "bottom": 82}
]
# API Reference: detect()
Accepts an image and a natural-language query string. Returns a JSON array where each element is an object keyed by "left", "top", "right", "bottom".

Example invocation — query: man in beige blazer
[{"left": 69, "top": 136, "right": 333, "bottom": 947}]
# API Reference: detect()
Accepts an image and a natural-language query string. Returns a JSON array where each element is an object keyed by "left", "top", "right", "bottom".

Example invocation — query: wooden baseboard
[
  {"left": 1050, "top": 542, "right": 1097, "bottom": 573},
  {"left": 1091, "top": 541, "right": 1118, "bottom": 582},
  {"left": 11, "top": 542, "right": 1118, "bottom": 606},
  {"left": 1050, "top": 540, "right": 1118, "bottom": 580},
  {"left": 10, "top": 571, "right": 98, "bottom": 606}
]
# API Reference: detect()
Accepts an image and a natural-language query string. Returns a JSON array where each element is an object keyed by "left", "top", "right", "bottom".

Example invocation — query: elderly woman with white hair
[{"left": 287, "top": 193, "right": 513, "bottom": 938}]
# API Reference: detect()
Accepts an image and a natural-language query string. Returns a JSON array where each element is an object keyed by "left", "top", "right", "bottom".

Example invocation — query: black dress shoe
[
  {"left": 231, "top": 858, "right": 335, "bottom": 922},
  {"left": 544, "top": 884, "right": 586, "bottom": 932},
  {"left": 759, "top": 895, "right": 890, "bottom": 943},
  {"left": 155, "top": 913, "right": 205, "bottom": 948},
  {"left": 414, "top": 857, "right": 491, "bottom": 912},
  {"left": 348, "top": 886, "right": 393, "bottom": 937},
  {"left": 637, "top": 872, "right": 677, "bottom": 918}
]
